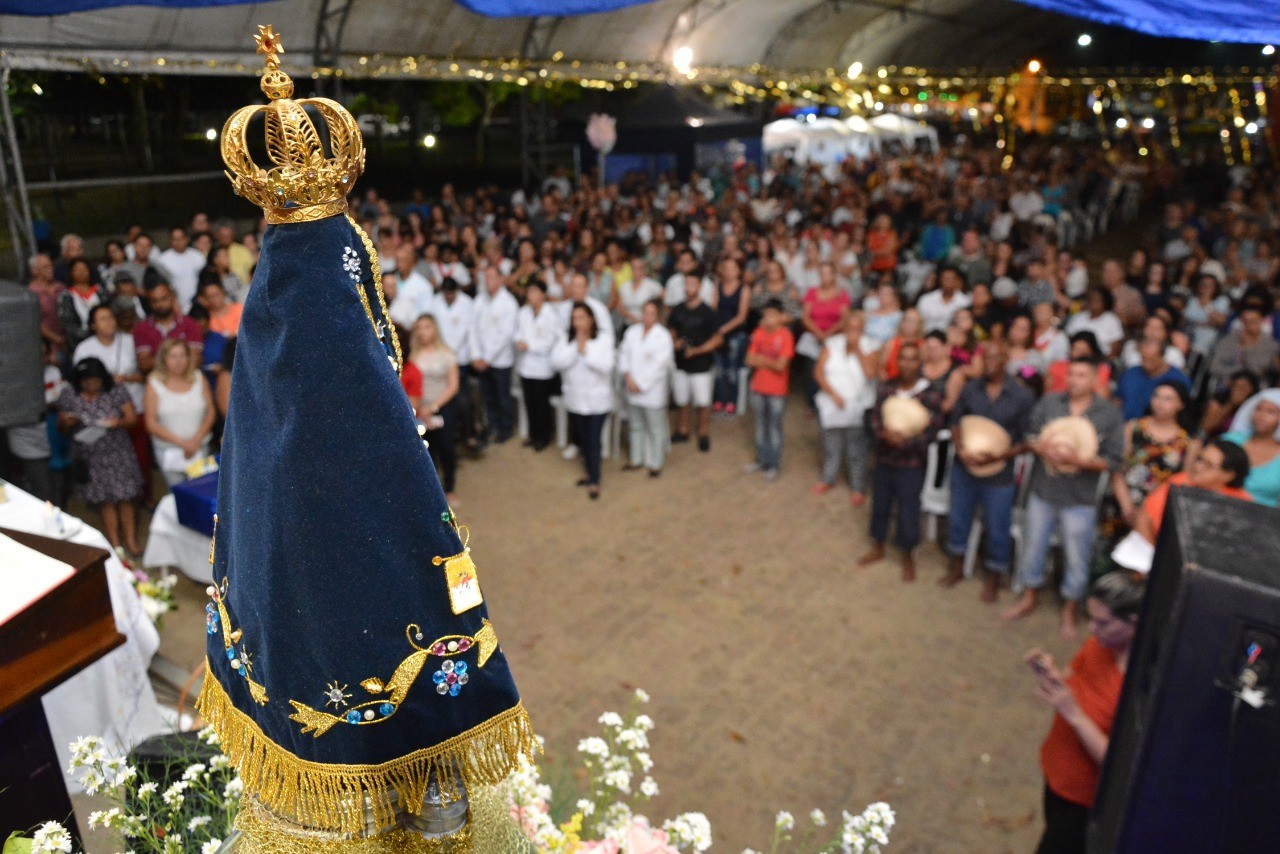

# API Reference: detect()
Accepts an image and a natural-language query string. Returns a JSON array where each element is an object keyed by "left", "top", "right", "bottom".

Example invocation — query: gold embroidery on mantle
[{"left": 288, "top": 620, "right": 501, "bottom": 738}]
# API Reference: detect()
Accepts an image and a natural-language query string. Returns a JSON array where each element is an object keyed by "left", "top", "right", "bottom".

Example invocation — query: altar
[{"left": 0, "top": 481, "right": 169, "bottom": 791}]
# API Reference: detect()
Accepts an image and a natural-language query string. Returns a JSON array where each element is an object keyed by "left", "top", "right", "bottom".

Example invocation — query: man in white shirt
[
  {"left": 558, "top": 272, "right": 615, "bottom": 340},
  {"left": 387, "top": 244, "right": 435, "bottom": 330},
  {"left": 663, "top": 248, "right": 714, "bottom": 307},
  {"left": 1009, "top": 178, "right": 1045, "bottom": 223},
  {"left": 916, "top": 267, "right": 973, "bottom": 333},
  {"left": 433, "top": 243, "right": 472, "bottom": 290},
  {"left": 158, "top": 227, "right": 207, "bottom": 313},
  {"left": 469, "top": 267, "right": 519, "bottom": 444}
]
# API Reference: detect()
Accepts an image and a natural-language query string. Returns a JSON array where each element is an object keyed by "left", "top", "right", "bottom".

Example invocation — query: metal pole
[{"left": 0, "top": 61, "right": 37, "bottom": 264}]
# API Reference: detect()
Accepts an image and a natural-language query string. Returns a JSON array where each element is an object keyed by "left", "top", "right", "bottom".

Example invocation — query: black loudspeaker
[
  {"left": 1090, "top": 488, "right": 1280, "bottom": 853},
  {"left": 0, "top": 282, "right": 43, "bottom": 429}
]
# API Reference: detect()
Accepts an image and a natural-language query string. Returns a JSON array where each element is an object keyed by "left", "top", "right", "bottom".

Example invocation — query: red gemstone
[
  {"left": 457, "top": 639, "right": 471, "bottom": 651},
  {"left": 445, "top": 673, "right": 458, "bottom": 685},
  {"left": 433, "top": 644, "right": 447, "bottom": 656}
]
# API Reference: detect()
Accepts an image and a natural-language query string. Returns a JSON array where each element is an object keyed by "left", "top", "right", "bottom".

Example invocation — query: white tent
[
  {"left": 763, "top": 116, "right": 852, "bottom": 166},
  {"left": 868, "top": 114, "right": 939, "bottom": 151},
  {"left": 843, "top": 115, "right": 880, "bottom": 160}
]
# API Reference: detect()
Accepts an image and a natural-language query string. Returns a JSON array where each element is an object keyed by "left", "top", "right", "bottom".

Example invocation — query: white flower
[
  {"left": 202, "top": 841, "right": 223, "bottom": 854},
  {"left": 198, "top": 725, "right": 221, "bottom": 747},
  {"left": 633, "top": 714, "right": 655, "bottom": 732},
  {"left": 597, "top": 711, "right": 624, "bottom": 728},
  {"left": 635, "top": 751, "right": 654, "bottom": 772},
  {"left": 810, "top": 808, "right": 828, "bottom": 827},
  {"left": 87, "top": 811, "right": 107, "bottom": 830},
  {"left": 188, "top": 815, "right": 213, "bottom": 831},
  {"left": 634, "top": 688, "right": 650, "bottom": 703},
  {"left": 162, "top": 779, "right": 189, "bottom": 807},
  {"left": 603, "top": 769, "right": 631, "bottom": 792},
  {"left": 776, "top": 810, "right": 795, "bottom": 832},
  {"left": 616, "top": 727, "right": 649, "bottom": 751},
  {"left": 662, "top": 812, "right": 713, "bottom": 852},
  {"left": 79, "top": 768, "right": 104, "bottom": 795},
  {"left": 223, "top": 777, "right": 244, "bottom": 804},
  {"left": 138, "top": 781, "right": 158, "bottom": 798},
  {"left": 575, "top": 798, "right": 596, "bottom": 817},
  {"left": 31, "top": 821, "right": 73, "bottom": 853},
  {"left": 639, "top": 776, "right": 659, "bottom": 797},
  {"left": 209, "top": 754, "right": 231, "bottom": 771},
  {"left": 182, "top": 763, "right": 208, "bottom": 781},
  {"left": 577, "top": 736, "right": 610, "bottom": 758}
]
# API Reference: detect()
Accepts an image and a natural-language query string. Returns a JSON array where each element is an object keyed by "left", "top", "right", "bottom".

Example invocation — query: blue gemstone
[
  {"left": 449, "top": 683, "right": 461, "bottom": 697},
  {"left": 431, "top": 671, "right": 446, "bottom": 684},
  {"left": 455, "top": 661, "right": 468, "bottom": 675},
  {"left": 379, "top": 703, "right": 395, "bottom": 716},
  {"left": 226, "top": 648, "right": 236, "bottom": 660},
  {"left": 346, "top": 710, "right": 361, "bottom": 724},
  {"left": 207, "top": 626, "right": 216, "bottom": 635},
  {"left": 238, "top": 666, "right": 247, "bottom": 676}
]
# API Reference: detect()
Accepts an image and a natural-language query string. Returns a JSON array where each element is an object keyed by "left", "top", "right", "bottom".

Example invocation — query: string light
[
  {"left": 672, "top": 46, "right": 693, "bottom": 76},
  {"left": 1077, "top": 34, "right": 1092, "bottom": 47}
]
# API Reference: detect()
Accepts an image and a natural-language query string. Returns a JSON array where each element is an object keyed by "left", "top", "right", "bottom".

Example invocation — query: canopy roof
[{"left": 0, "top": 0, "right": 1272, "bottom": 83}]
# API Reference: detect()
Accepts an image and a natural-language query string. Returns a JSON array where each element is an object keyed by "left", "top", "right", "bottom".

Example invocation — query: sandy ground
[{"left": 72, "top": 401, "right": 1093, "bottom": 854}]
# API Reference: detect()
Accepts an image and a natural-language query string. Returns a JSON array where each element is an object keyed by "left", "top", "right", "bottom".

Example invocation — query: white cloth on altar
[
  {"left": 142, "top": 494, "right": 213, "bottom": 584},
  {"left": 0, "top": 481, "right": 167, "bottom": 791}
]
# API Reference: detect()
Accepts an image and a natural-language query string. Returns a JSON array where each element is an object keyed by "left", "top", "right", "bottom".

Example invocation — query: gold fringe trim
[
  {"left": 196, "top": 664, "right": 535, "bottom": 834},
  {"left": 234, "top": 797, "right": 474, "bottom": 853}
]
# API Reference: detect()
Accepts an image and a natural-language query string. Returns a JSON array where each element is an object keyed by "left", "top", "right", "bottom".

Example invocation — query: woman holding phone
[{"left": 1024, "top": 570, "right": 1144, "bottom": 854}]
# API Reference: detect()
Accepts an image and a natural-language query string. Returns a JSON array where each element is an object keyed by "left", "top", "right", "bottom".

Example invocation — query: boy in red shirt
[{"left": 744, "top": 299, "right": 795, "bottom": 481}]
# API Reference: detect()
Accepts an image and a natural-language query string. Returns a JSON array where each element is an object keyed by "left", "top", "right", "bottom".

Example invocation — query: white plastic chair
[
  {"left": 920, "top": 429, "right": 954, "bottom": 543},
  {"left": 511, "top": 379, "right": 528, "bottom": 441}
]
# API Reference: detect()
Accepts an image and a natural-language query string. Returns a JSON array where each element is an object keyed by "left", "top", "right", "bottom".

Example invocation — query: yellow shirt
[{"left": 227, "top": 243, "right": 256, "bottom": 286}]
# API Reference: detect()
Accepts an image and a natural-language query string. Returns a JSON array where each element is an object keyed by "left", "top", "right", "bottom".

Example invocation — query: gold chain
[{"left": 346, "top": 214, "right": 403, "bottom": 375}]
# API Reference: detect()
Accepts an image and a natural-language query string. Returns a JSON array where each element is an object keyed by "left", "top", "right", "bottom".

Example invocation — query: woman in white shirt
[
  {"left": 551, "top": 302, "right": 616, "bottom": 500},
  {"left": 144, "top": 338, "right": 215, "bottom": 485},
  {"left": 74, "top": 304, "right": 144, "bottom": 410},
  {"left": 813, "top": 311, "right": 881, "bottom": 505},
  {"left": 618, "top": 299, "right": 675, "bottom": 477},
  {"left": 514, "top": 281, "right": 561, "bottom": 451}
]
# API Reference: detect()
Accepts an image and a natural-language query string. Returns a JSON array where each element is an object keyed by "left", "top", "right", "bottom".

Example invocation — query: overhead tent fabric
[{"left": 3, "top": 0, "right": 1277, "bottom": 80}]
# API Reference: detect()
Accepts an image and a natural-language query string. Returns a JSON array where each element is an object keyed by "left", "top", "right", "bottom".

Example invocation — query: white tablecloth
[
  {"left": 142, "top": 494, "right": 213, "bottom": 584},
  {"left": 0, "top": 481, "right": 168, "bottom": 791}
]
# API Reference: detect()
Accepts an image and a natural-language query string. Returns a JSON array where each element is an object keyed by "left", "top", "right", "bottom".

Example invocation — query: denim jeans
[
  {"left": 1017, "top": 493, "right": 1097, "bottom": 601},
  {"left": 475, "top": 365, "right": 514, "bottom": 441},
  {"left": 569, "top": 412, "right": 608, "bottom": 486},
  {"left": 869, "top": 462, "right": 926, "bottom": 551},
  {"left": 750, "top": 391, "right": 787, "bottom": 470},
  {"left": 946, "top": 464, "right": 1016, "bottom": 573},
  {"left": 714, "top": 331, "right": 748, "bottom": 407}
]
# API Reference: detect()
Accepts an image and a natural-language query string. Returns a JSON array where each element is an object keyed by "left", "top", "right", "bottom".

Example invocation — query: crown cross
[
  {"left": 221, "top": 26, "right": 366, "bottom": 225},
  {"left": 255, "top": 25, "right": 284, "bottom": 67}
]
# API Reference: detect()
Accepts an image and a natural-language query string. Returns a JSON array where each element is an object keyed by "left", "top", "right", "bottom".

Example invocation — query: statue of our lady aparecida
[{"left": 195, "top": 26, "right": 534, "bottom": 852}]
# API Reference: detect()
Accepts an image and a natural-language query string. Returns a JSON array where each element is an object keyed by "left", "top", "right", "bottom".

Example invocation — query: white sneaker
[
  {"left": 763, "top": 468, "right": 780, "bottom": 482},
  {"left": 561, "top": 445, "right": 579, "bottom": 460},
  {"left": 742, "top": 462, "right": 764, "bottom": 473}
]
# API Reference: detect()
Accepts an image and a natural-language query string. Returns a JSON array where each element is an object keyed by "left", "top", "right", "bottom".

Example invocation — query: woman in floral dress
[{"left": 57, "top": 357, "right": 144, "bottom": 556}]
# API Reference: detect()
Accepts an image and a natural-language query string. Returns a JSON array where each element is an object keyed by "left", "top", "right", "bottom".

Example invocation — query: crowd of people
[{"left": 7, "top": 136, "right": 1280, "bottom": 853}]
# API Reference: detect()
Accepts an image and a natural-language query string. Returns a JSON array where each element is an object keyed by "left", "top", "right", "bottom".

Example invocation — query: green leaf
[{"left": 3, "top": 831, "right": 34, "bottom": 854}]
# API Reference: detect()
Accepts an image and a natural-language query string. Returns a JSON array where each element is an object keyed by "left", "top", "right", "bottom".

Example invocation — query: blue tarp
[
  {"left": 454, "top": 0, "right": 651, "bottom": 14},
  {"left": 0, "top": 0, "right": 651, "bottom": 15},
  {"left": 0, "top": 0, "right": 262, "bottom": 12},
  {"left": 1011, "top": 0, "right": 1280, "bottom": 45}
]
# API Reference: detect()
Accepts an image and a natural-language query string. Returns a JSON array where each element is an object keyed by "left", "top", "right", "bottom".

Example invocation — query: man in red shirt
[
  {"left": 744, "top": 299, "right": 795, "bottom": 481},
  {"left": 133, "top": 282, "right": 204, "bottom": 375}
]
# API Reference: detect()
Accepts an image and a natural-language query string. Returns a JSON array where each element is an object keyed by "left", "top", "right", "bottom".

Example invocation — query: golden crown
[{"left": 221, "top": 26, "right": 366, "bottom": 225}]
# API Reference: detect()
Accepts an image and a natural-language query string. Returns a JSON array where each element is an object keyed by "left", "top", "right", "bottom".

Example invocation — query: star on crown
[{"left": 255, "top": 25, "right": 284, "bottom": 67}]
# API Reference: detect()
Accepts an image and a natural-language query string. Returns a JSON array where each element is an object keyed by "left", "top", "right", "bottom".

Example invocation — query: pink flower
[{"left": 580, "top": 819, "right": 678, "bottom": 854}]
